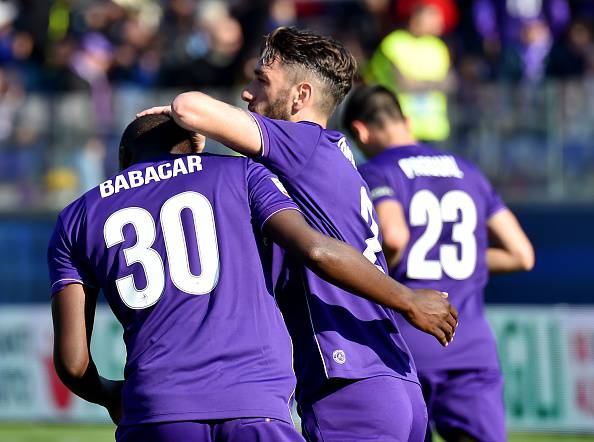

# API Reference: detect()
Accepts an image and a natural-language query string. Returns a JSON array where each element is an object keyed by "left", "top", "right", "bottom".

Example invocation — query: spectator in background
[
  {"left": 70, "top": 33, "right": 114, "bottom": 133},
  {"left": 473, "top": 0, "right": 570, "bottom": 82},
  {"left": 547, "top": 19, "right": 594, "bottom": 79},
  {"left": 109, "top": 2, "right": 162, "bottom": 87},
  {"left": 367, "top": 1, "right": 455, "bottom": 142},
  {"left": 159, "top": 0, "right": 243, "bottom": 88}
]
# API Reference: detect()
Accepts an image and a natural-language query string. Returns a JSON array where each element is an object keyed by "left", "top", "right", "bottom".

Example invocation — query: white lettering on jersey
[
  {"left": 128, "top": 170, "right": 143, "bottom": 188},
  {"left": 187, "top": 155, "right": 202, "bottom": 173},
  {"left": 398, "top": 155, "right": 464, "bottom": 179},
  {"left": 144, "top": 166, "right": 161, "bottom": 184},
  {"left": 337, "top": 137, "right": 356, "bottom": 168},
  {"left": 157, "top": 163, "right": 172, "bottom": 179},
  {"left": 114, "top": 174, "right": 130, "bottom": 193},
  {"left": 172, "top": 157, "right": 188, "bottom": 176},
  {"left": 99, "top": 156, "right": 204, "bottom": 198},
  {"left": 100, "top": 180, "right": 115, "bottom": 198}
]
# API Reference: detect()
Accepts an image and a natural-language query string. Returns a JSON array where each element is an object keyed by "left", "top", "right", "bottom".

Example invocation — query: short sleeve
[
  {"left": 485, "top": 181, "right": 507, "bottom": 219},
  {"left": 246, "top": 160, "right": 300, "bottom": 231},
  {"left": 47, "top": 207, "right": 95, "bottom": 296},
  {"left": 250, "top": 112, "right": 321, "bottom": 178},
  {"left": 471, "top": 165, "right": 506, "bottom": 219},
  {"left": 359, "top": 162, "right": 403, "bottom": 205}
]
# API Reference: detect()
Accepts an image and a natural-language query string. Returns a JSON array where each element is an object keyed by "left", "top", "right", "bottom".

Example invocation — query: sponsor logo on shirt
[
  {"left": 332, "top": 349, "right": 346, "bottom": 364},
  {"left": 398, "top": 155, "right": 464, "bottom": 179},
  {"left": 99, "top": 156, "right": 203, "bottom": 198}
]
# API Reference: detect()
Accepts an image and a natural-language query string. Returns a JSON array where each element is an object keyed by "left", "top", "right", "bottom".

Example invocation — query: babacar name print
[{"left": 99, "top": 156, "right": 203, "bottom": 198}]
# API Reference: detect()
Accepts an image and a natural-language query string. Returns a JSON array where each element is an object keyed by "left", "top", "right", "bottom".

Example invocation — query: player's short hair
[
  {"left": 119, "top": 114, "right": 192, "bottom": 169},
  {"left": 342, "top": 85, "right": 406, "bottom": 137},
  {"left": 260, "top": 26, "right": 357, "bottom": 115}
]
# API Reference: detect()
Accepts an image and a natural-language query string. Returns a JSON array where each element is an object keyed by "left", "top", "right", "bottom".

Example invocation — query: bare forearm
[
  {"left": 50, "top": 286, "right": 121, "bottom": 410},
  {"left": 54, "top": 356, "right": 119, "bottom": 407},
  {"left": 487, "top": 209, "right": 535, "bottom": 273},
  {"left": 487, "top": 247, "right": 528, "bottom": 273},
  {"left": 170, "top": 92, "right": 261, "bottom": 155}
]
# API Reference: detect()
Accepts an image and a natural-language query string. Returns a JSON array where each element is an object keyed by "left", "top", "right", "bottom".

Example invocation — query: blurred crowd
[
  {"left": 2, "top": 0, "right": 594, "bottom": 209},
  {"left": 1, "top": 0, "right": 593, "bottom": 92}
]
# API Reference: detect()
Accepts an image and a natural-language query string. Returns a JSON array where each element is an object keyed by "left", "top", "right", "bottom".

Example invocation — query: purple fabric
[
  {"left": 250, "top": 112, "right": 419, "bottom": 403},
  {"left": 473, "top": 0, "right": 570, "bottom": 43},
  {"left": 299, "top": 376, "right": 427, "bottom": 442},
  {"left": 420, "top": 369, "right": 505, "bottom": 442},
  {"left": 358, "top": 144, "right": 506, "bottom": 370},
  {"left": 522, "top": 34, "right": 553, "bottom": 81},
  {"left": 48, "top": 154, "right": 299, "bottom": 425},
  {"left": 116, "top": 418, "right": 305, "bottom": 442}
]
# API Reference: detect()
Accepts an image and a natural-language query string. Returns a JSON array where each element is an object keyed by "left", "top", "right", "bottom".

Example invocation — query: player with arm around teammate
[
  {"left": 138, "top": 27, "right": 460, "bottom": 442},
  {"left": 49, "top": 114, "right": 456, "bottom": 442},
  {"left": 345, "top": 85, "right": 534, "bottom": 442}
]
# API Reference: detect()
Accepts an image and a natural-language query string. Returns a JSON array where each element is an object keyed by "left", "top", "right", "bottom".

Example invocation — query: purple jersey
[
  {"left": 48, "top": 154, "right": 300, "bottom": 425},
  {"left": 359, "top": 144, "right": 507, "bottom": 370},
  {"left": 251, "top": 113, "right": 418, "bottom": 403}
]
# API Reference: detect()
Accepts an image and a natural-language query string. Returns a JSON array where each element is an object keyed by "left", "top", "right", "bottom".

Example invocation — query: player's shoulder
[
  {"left": 360, "top": 144, "right": 420, "bottom": 173},
  {"left": 201, "top": 152, "right": 252, "bottom": 175},
  {"left": 447, "top": 151, "right": 490, "bottom": 183},
  {"left": 198, "top": 152, "right": 249, "bottom": 166},
  {"left": 55, "top": 192, "right": 89, "bottom": 232}
]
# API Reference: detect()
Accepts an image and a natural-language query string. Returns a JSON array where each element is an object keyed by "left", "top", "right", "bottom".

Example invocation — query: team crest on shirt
[
  {"left": 271, "top": 177, "right": 291, "bottom": 198},
  {"left": 332, "top": 349, "right": 346, "bottom": 364},
  {"left": 337, "top": 137, "right": 356, "bottom": 168}
]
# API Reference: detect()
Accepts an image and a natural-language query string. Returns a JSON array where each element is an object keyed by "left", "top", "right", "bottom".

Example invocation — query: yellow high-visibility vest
[{"left": 367, "top": 30, "right": 451, "bottom": 141}]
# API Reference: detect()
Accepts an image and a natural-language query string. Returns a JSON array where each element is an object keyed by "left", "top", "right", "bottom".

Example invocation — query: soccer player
[
  {"left": 138, "top": 27, "right": 458, "bottom": 441},
  {"left": 345, "top": 85, "right": 535, "bottom": 442},
  {"left": 49, "top": 114, "right": 454, "bottom": 442}
]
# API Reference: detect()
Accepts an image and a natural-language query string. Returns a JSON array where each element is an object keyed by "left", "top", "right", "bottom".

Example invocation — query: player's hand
[
  {"left": 136, "top": 105, "right": 172, "bottom": 118},
  {"left": 190, "top": 132, "right": 206, "bottom": 153},
  {"left": 102, "top": 379, "right": 124, "bottom": 425},
  {"left": 402, "top": 289, "right": 458, "bottom": 347}
]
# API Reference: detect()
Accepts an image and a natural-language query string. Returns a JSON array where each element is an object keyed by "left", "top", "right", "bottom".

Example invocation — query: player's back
[
  {"left": 359, "top": 144, "right": 506, "bottom": 370},
  {"left": 50, "top": 154, "right": 296, "bottom": 425},
  {"left": 251, "top": 114, "right": 419, "bottom": 402}
]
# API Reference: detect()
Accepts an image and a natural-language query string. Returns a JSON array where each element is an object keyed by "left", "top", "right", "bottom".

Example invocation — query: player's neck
[
  {"left": 381, "top": 125, "right": 416, "bottom": 149},
  {"left": 289, "top": 109, "right": 328, "bottom": 128}
]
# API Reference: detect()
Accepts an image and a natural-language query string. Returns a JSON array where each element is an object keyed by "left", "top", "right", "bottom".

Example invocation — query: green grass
[
  {"left": 0, "top": 424, "right": 115, "bottom": 442},
  {"left": 434, "top": 433, "right": 594, "bottom": 442},
  {"left": 0, "top": 424, "right": 593, "bottom": 442}
]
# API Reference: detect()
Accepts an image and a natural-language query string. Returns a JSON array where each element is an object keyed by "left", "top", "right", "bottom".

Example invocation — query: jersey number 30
[
  {"left": 103, "top": 191, "right": 220, "bottom": 309},
  {"left": 407, "top": 190, "right": 477, "bottom": 280}
]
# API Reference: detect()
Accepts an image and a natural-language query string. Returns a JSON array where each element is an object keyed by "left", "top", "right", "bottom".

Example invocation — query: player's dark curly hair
[
  {"left": 119, "top": 115, "right": 192, "bottom": 170},
  {"left": 260, "top": 27, "right": 357, "bottom": 115}
]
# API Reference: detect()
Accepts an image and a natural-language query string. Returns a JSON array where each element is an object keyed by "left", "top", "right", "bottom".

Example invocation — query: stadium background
[{"left": 0, "top": 0, "right": 593, "bottom": 440}]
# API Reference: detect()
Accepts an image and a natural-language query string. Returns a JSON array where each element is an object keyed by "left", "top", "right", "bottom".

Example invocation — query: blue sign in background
[{"left": 0, "top": 205, "right": 593, "bottom": 304}]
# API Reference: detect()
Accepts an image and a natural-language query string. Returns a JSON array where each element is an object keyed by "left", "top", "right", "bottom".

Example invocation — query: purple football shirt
[
  {"left": 250, "top": 113, "right": 419, "bottom": 403},
  {"left": 48, "top": 154, "right": 300, "bottom": 425},
  {"left": 359, "top": 144, "right": 507, "bottom": 370}
]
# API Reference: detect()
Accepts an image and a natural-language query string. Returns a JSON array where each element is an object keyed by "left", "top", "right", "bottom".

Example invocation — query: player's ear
[
  {"left": 292, "top": 81, "right": 313, "bottom": 113},
  {"left": 404, "top": 117, "right": 413, "bottom": 133},
  {"left": 350, "top": 120, "right": 370, "bottom": 145}
]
